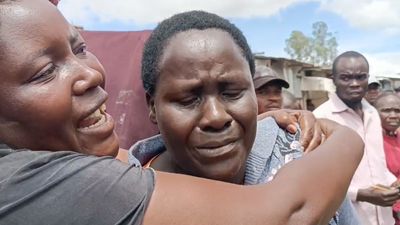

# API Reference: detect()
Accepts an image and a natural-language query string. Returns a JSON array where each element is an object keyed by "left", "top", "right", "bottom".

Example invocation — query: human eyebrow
[
  {"left": 69, "top": 29, "right": 80, "bottom": 45},
  {"left": 218, "top": 73, "right": 251, "bottom": 87},
  {"left": 171, "top": 81, "right": 202, "bottom": 95},
  {"left": 26, "top": 30, "right": 80, "bottom": 63},
  {"left": 25, "top": 47, "right": 52, "bottom": 64}
]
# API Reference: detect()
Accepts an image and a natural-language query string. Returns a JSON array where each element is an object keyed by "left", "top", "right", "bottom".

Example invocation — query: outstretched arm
[{"left": 143, "top": 119, "right": 364, "bottom": 225}]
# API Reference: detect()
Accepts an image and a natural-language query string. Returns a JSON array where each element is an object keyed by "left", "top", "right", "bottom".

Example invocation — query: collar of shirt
[{"left": 329, "top": 92, "right": 376, "bottom": 115}]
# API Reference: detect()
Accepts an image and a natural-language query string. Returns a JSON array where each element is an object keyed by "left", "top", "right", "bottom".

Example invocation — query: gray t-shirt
[{"left": 0, "top": 144, "right": 154, "bottom": 225}]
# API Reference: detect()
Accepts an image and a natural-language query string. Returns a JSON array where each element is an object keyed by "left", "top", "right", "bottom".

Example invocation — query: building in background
[
  {"left": 254, "top": 54, "right": 334, "bottom": 110},
  {"left": 376, "top": 73, "right": 400, "bottom": 92}
]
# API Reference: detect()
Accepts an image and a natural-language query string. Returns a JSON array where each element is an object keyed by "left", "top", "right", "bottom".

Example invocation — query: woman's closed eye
[
  {"left": 222, "top": 89, "right": 244, "bottom": 100},
  {"left": 177, "top": 96, "right": 201, "bottom": 107},
  {"left": 28, "top": 63, "right": 57, "bottom": 84}
]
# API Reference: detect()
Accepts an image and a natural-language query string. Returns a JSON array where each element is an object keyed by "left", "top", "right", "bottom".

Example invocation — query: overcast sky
[{"left": 58, "top": 0, "right": 400, "bottom": 77}]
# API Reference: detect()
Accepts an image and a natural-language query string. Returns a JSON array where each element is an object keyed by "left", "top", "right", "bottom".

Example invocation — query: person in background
[
  {"left": 253, "top": 65, "right": 289, "bottom": 114},
  {"left": 314, "top": 51, "right": 399, "bottom": 225},
  {"left": 375, "top": 93, "right": 400, "bottom": 224},
  {"left": 282, "top": 90, "right": 302, "bottom": 110},
  {"left": 306, "top": 99, "right": 316, "bottom": 111},
  {"left": 365, "top": 76, "right": 381, "bottom": 106},
  {"left": 394, "top": 87, "right": 400, "bottom": 97}
]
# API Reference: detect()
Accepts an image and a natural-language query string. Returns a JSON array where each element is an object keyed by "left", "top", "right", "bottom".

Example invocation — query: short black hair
[
  {"left": 332, "top": 51, "right": 369, "bottom": 75},
  {"left": 141, "top": 10, "right": 255, "bottom": 96}
]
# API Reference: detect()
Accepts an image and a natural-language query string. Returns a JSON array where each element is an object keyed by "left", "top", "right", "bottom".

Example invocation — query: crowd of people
[
  {"left": 0, "top": 0, "right": 398, "bottom": 225},
  {"left": 252, "top": 49, "right": 400, "bottom": 225}
]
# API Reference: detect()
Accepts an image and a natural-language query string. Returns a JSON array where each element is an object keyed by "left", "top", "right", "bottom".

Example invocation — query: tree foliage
[{"left": 284, "top": 21, "right": 338, "bottom": 66}]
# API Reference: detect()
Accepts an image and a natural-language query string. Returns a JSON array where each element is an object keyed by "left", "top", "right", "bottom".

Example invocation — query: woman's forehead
[
  {"left": 0, "top": 1, "right": 72, "bottom": 51},
  {"left": 165, "top": 29, "right": 238, "bottom": 52},
  {"left": 0, "top": 0, "right": 73, "bottom": 76},
  {"left": 377, "top": 96, "right": 400, "bottom": 108},
  {"left": 160, "top": 29, "right": 244, "bottom": 67},
  {"left": 0, "top": 0, "right": 69, "bottom": 33}
]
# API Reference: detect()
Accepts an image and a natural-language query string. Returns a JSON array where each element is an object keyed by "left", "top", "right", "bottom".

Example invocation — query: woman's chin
[{"left": 81, "top": 131, "right": 120, "bottom": 157}]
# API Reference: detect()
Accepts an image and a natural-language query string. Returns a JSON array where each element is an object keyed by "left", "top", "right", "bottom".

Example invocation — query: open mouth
[{"left": 78, "top": 104, "right": 107, "bottom": 129}]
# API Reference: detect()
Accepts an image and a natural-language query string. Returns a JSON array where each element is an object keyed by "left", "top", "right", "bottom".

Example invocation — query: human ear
[
  {"left": 331, "top": 74, "right": 338, "bottom": 86},
  {"left": 146, "top": 93, "right": 157, "bottom": 124}
]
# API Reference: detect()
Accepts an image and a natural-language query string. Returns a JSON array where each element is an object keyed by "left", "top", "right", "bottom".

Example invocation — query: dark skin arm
[
  {"left": 259, "top": 109, "right": 323, "bottom": 152},
  {"left": 143, "top": 119, "right": 364, "bottom": 225}
]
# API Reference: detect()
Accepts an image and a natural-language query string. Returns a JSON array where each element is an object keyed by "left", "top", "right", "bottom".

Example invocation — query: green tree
[{"left": 284, "top": 21, "right": 338, "bottom": 66}]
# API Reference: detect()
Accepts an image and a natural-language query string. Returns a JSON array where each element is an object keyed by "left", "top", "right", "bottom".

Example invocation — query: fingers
[
  {"left": 304, "top": 122, "right": 322, "bottom": 153},
  {"left": 315, "top": 118, "right": 340, "bottom": 138},
  {"left": 258, "top": 109, "right": 323, "bottom": 152},
  {"left": 321, "top": 133, "right": 327, "bottom": 143},
  {"left": 295, "top": 111, "right": 317, "bottom": 152},
  {"left": 381, "top": 199, "right": 399, "bottom": 207},
  {"left": 382, "top": 189, "right": 400, "bottom": 198},
  {"left": 286, "top": 124, "right": 297, "bottom": 134},
  {"left": 377, "top": 189, "right": 400, "bottom": 206},
  {"left": 391, "top": 180, "right": 400, "bottom": 188},
  {"left": 381, "top": 195, "right": 400, "bottom": 206},
  {"left": 259, "top": 109, "right": 298, "bottom": 133},
  {"left": 285, "top": 110, "right": 300, "bottom": 134}
]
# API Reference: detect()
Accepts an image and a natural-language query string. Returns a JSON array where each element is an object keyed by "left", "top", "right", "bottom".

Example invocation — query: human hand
[
  {"left": 257, "top": 109, "right": 323, "bottom": 152},
  {"left": 357, "top": 186, "right": 400, "bottom": 207},
  {"left": 391, "top": 179, "right": 400, "bottom": 189}
]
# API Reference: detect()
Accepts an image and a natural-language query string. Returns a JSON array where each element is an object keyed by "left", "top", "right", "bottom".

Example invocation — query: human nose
[
  {"left": 349, "top": 79, "right": 361, "bottom": 87},
  {"left": 71, "top": 61, "right": 103, "bottom": 96},
  {"left": 268, "top": 94, "right": 281, "bottom": 101},
  {"left": 388, "top": 110, "right": 399, "bottom": 118},
  {"left": 198, "top": 97, "right": 232, "bottom": 132}
]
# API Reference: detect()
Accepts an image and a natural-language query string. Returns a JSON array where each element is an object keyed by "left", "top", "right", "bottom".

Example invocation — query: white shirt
[{"left": 314, "top": 93, "right": 396, "bottom": 225}]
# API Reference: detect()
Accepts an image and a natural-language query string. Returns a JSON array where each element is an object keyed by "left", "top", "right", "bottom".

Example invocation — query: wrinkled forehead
[{"left": 376, "top": 95, "right": 400, "bottom": 109}]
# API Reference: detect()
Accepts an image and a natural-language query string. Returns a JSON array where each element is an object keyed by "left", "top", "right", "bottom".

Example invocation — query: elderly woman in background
[{"left": 375, "top": 93, "right": 400, "bottom": 225}]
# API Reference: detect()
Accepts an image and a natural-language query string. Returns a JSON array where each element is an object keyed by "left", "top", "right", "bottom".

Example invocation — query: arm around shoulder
[
  {"left": 270, "top": 119, "right": 364, "bottom": 224},
  {"left": 143, "top": 119, "right": 364, "bottom": 225}
]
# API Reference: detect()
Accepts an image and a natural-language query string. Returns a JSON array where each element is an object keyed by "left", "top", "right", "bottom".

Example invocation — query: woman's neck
[
  {"left": 150, "top": 150, "right": 245, "bottom": 184},
  {"left": 383, "top": 129, "right": 397, "bottom": 137},
  {"left": 150, "top": 151, "right": 186, "bottom": 174}
]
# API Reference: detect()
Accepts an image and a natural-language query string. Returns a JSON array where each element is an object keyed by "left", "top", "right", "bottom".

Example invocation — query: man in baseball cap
[
  {"left": 365, "top": 75, "right": 381, "bottom": 106},
  {"left": 253, "top": 65, "right": 289, "bottom": 114}
]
